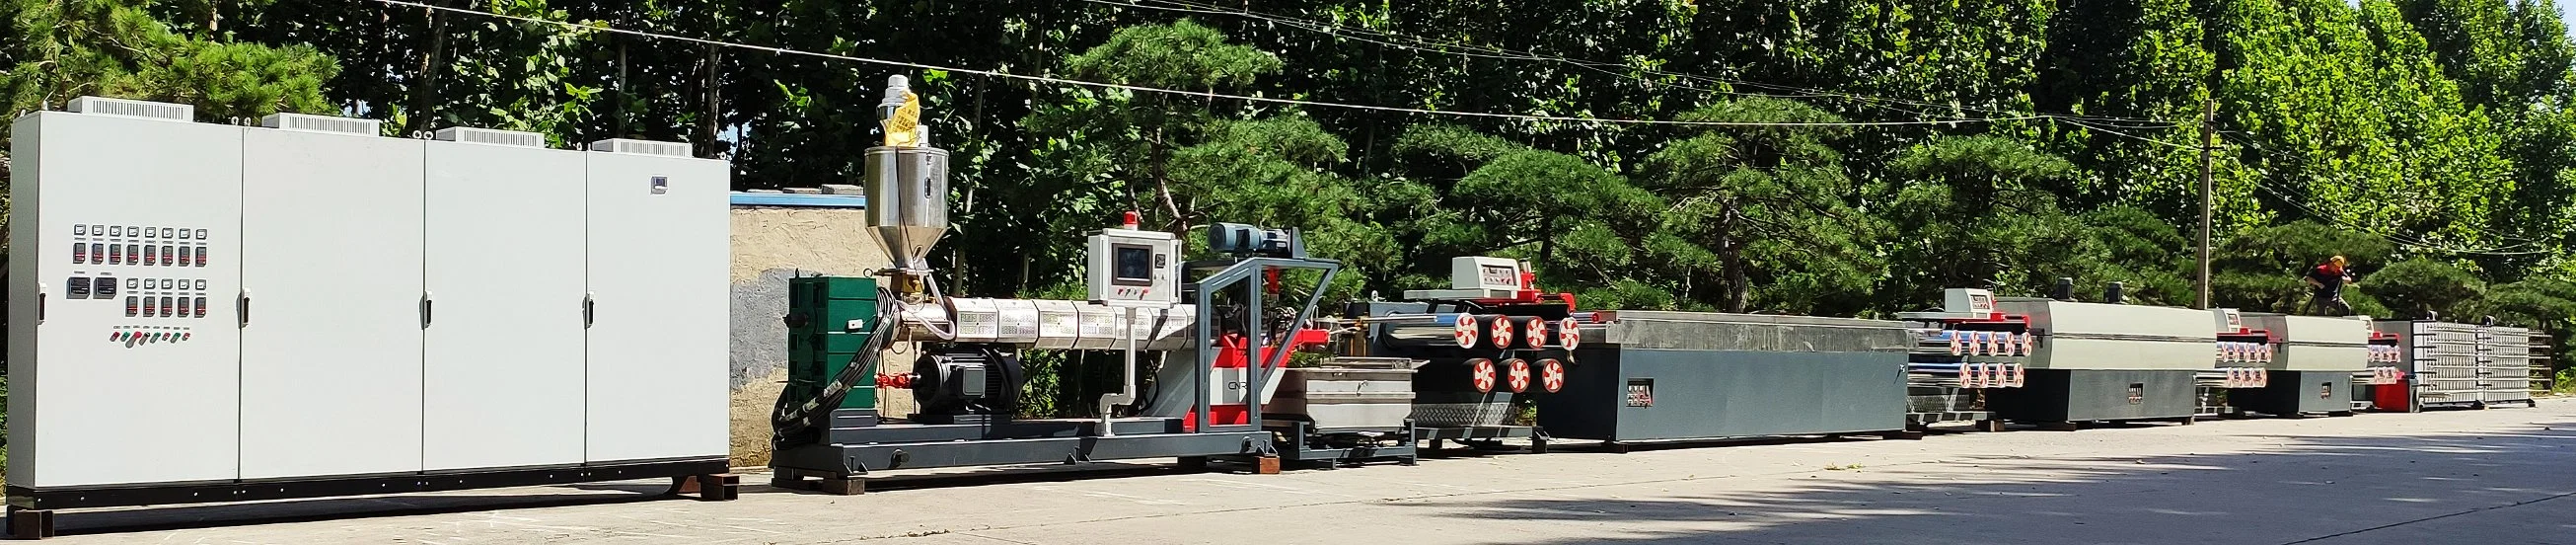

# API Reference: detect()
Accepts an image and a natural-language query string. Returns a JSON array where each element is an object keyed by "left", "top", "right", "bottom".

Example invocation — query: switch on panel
[
  {"left": 160, "top": 245, "right": 174, "bottom": 266},
  {"left": 65, "top": 276, "right": 90, "bottom": 299},
  {"left": 97, "top": 276, "right": 117, "bottom": 297},
  {"left": 72, "top": 242, "right": 86, "bottom": 264}
]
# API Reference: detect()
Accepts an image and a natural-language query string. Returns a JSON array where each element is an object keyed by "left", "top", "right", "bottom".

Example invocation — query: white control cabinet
[
  {"left": 583, "top": 142, "right": 731, "bottom": 463},
  {"left": 422, "top": 131, "right": 589, "bottom": 470},
  {"left": 238, "top": 115, "right": 427, "bottom": 479},
  {"left": 10, "top": 99, "right": 732, "bottom": 497},
  {"left": 7, "top": 106, "right": 246, "bottom": 488}
]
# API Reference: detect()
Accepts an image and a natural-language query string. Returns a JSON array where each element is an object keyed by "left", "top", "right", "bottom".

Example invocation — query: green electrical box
[{"left": 785, "top": 275, "right": 881, "bottom": 412}]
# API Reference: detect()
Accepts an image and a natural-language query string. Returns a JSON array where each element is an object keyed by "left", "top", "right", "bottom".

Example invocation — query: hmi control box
[{"left": 7, "top": 97, "right": 729, "bottom": 497}]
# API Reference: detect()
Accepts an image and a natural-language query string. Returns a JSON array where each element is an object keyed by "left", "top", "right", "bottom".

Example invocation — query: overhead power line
[
  {"left": 370, "top": 0, "right": 2044, "bottom": 128},
  {"left": 1079, "top": 0, "right": 2185, "bottom": 127}
]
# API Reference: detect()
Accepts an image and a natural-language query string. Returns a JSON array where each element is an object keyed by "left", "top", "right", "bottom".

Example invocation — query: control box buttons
[
  {"left": 97, "top": 276, "right": 117, "bottom": 297},
  {"left": 124, "top": 277, "right": 138, "bottom": 289},
  {"left": 195, "top": 246, "right": 208, "bottom": 267},
  {"left": 124, "top": 296, "right": 139, "bottom": 317},
  {"left": 160, "top": 296, "right": 175, "bottom": 317},
  {"left": 194, "top": 228, "right": 206, "bottom": 239},
  {"left": 107, "top": 244, "right": 121, "bottom": 265},
  {"left": 66, "top": 276, "right": 90, "bottom": 299},
  {"left": 159, "top": 278, "right": 174, "bottom": 289},
  {"left": 109, "top": 226, "right": 121, "bottom": 237},
  {"left": 144, "top": 228, "right": 157, "bottom": 239},
  {"left": 143, "top": 296, "right": 158, "bottom": 317},
  {"left": 192, "top": 296, "right": 207, "bottom": 318},
  {"left": 142, "top": 245, "right": 157, "bottom": 266},
  {"left": 72, "top": 242, "right": 87, "bottom": 265},
  {"left": 160, "top": 245, "right": 174, "bottom": 266},
  {"left": 192, "top": 279, "right": 206, "bottom": 290},
  {"left": 160, "top": 227, "right": 174, "bottom": 238},
  {"left": 73, "top": 224, "right": 86, "bottom": 236}
]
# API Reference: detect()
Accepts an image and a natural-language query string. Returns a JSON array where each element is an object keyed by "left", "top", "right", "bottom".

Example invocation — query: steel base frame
[
  {"left": 1267, "top": 422, "right": 1418, "bottom": 467},
  {"left": 1419, "top": 425, "right": 1550, "bottom": 454},
  {"left": 770, "top": 417, "right": 1275, "bottom": 491},
  {"left": 1907, "top": 386, "right": 2007, "bottom": 432},
  {"left": 4, "top": 458, "right": 733, "bottom": 539}
]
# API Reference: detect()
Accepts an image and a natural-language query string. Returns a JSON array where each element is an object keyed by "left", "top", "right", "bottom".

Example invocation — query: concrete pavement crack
[{"left": 2275, "top": 490, "right": 2576, "bottom": 545}]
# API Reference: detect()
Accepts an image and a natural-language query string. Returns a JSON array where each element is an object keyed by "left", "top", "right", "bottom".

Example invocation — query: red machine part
[
  {"left": 1505, "top": 358, "right": 1532, "bottom": 393},
  {"left": 1539, "top": 358, "right": 1566, "bottom": 393},
  {"left": 1468, "top": 358, "right": 1498, "bottom": 393},
  {"left": 1452, "top": 314, "right": 1479, "bottom": 349},
  {"left": 1196, "top": 328, "right": 1335, "bottom": 429},
  {"left": 1558, "top": 317, "right": 1582, "bottom": 350},
  {"left": 1520, "top": 317, "right": 1548, "bottom": 350},
  {"left": 1488, "top": 317, "right": 1515, "bottom": 350}
]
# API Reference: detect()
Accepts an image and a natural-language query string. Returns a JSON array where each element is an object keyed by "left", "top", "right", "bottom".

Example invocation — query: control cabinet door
[
  {"left": 8, "top": 112, "right": 245, "bottom": 488},
  {"left": 583, "top": 150, "right": 729, "bottom": 462},
  {"left": 239, "top": 127, "right": 426, "bottom": 479},
  {"left": 422, "top": 140, "right": 587, "bottom": 470}
]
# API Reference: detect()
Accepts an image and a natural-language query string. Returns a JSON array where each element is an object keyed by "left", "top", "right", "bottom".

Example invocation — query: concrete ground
[{"left": 37, "top": 401, "right": 2576, "bottom": 545}]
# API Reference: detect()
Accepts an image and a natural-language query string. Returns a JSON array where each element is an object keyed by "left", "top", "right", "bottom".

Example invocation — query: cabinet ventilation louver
[
  {"left": 588, "top": 138, "right": 692, "bottom": 158},
  {"left": 432, "top": 127, "right": 547, "bottom": 148},
  {"left": 66, "top": 97, "right": 192, "bottom": 121},
  {"left": 260, "top": 114, "right": 381, "bottom": 136}
]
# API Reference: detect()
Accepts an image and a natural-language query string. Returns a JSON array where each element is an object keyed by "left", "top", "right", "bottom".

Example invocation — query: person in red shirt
[{"left": 2301, "top": 256, "right": 2357, "bottom": 316}]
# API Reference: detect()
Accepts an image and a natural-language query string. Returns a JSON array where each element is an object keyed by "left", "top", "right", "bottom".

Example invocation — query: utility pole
[{"left": 2196, "top": 99, "right": 2216, "bottom": 309}]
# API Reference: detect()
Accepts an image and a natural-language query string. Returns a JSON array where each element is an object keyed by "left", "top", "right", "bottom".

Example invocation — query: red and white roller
[
  {"left": 1557, "top": 317, "right": 1582, "bottom": 350},
  {"left": 1521, "top": 316, "right": 1548, "bottom": 350},
  {"left": 2257, "top": 344, "right": 2274, "bottom": 363},
  {"left": 2018, "top": 333, "right": 2036, "bottom": 355},
  {"left": 1452, "top": 314, "right": 1480, "bottom": 349},
  {"left": 1505, "top": 358, "right": 1532, "bottom": 393},
  {"left": 1990, "top": 332, "right": 2011, "bottom": 355},
  {"left": 1468, "top": 357, "right": 1498, "bottom": 393},
  {"left": 1489, "top": 317, "right": 1515, "bottom": 350},
  {"left": 1963, "top": 362, "right": 1985, "bottom": 388},
  {"left": 1949, "top": 333, "right": 1966, "bottom": 355},
  {"left": 2011, "top": 363, "right": 2027, "bottom": 387},
  {"left": 1539, "top": 358, "right": 1567, "bottom": 393}
]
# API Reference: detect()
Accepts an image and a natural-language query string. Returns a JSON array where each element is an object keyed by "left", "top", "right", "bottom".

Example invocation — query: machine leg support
[
  {"left": 1975, "top": 420, "right": 2008, "bottom": 432},
  {"left": 816, "top": 477, "right": 867, "bottom": 496},
  {"left": 695, "top": 474, "right": 740, "bottom": 502},
  {"left": 1252, "top": 456, "right": 1283, "bottom": 475},
  {"left": 1179, "top": 456, "right": 1211, "bottom": 471},
  {"left": 1530, "top": 435, "right": 1551, "bottom": 454},
  {"left": 7, "top": 508, "right": 53, "bottom": 540}
]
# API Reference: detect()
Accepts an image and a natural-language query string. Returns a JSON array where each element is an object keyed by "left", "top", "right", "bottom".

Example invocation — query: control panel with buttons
[{"left": 57, "top": 219, "right": 224, "bottom": 345}]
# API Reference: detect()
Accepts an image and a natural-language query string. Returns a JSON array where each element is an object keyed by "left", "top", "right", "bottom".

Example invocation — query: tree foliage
[{"left": 4, "top": 0, "right": 2575, "bottom": 375}]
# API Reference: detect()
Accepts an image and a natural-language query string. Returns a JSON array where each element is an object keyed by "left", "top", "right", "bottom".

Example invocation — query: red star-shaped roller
[
  {"left": 1540, "top": 358, "right": 1566, "bottom": 393},
  {"left": 1468, "top": 358, "right": 1498, "bottom": 393},
  {"left": 1505, "top": 358, "right": 1532, "bottom": 393},
  {"left": 1453, "top": 314, "right": 1480, "bottom": 349}
]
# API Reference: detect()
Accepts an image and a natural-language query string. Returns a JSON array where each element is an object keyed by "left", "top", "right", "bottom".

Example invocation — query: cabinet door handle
[
  {"left": 583, "top": 293, "right": 596, "bottom": 328},
  {"left": 239, "top": 290, "right": 253, "bottom": 326}
]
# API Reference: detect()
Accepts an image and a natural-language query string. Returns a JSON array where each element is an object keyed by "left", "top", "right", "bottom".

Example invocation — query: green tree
[
  {"left": 2210, "top": 220, "right": 2396, "bottom": 313},
  {"left": 1642, "top": 98, "right": 1885, "bottom": 314},
  {"left": 2362, "top": 258, "right": 2487, "bottom": 318}
]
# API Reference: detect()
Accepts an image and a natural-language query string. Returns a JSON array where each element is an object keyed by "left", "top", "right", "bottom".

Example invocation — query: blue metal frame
[{"left": 729, "top": 192, "right": 867, "bottom": 208}]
